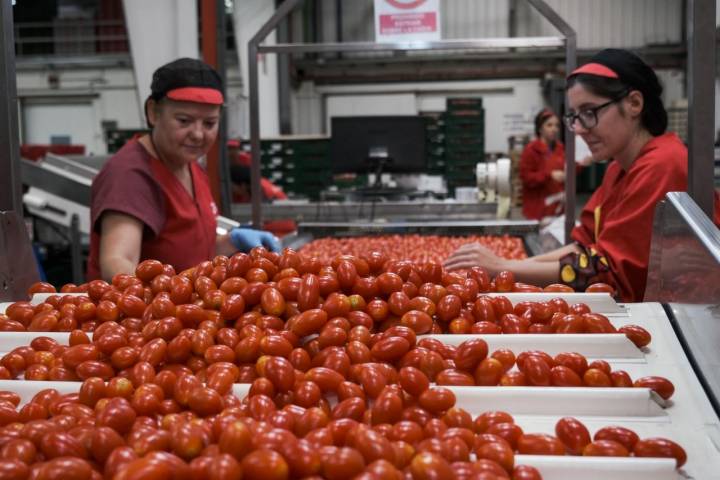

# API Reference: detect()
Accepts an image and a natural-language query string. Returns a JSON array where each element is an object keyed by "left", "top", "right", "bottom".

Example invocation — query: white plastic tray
[
  {"left": 0, "top": 332, "right": 72, "bottom": 351},
  {"left": 228, "top": 384, "right": 665, "bottom": 418},
  {"left": 422, "top": 334, "right": 644, "bottom": 361},
  {"left": 517, "top": 455, "right": 679, "bottom": 480},
  {"left": 487, "top": 292, "right": 624, "bottom": 314},
  {"left": 446, "top": 386, "right": 667, "bottom": 418},
  {"left": 0, "top": 293, "right": 85, "bottom": 314}
]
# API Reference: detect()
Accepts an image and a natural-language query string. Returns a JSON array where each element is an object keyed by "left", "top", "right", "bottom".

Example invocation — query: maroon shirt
[{"left": 87, "top": 140, "right": 218, "bottom": 279}]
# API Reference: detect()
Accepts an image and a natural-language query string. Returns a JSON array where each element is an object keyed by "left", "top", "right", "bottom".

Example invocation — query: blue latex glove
[{"left": 229, "top": 228, "right": 281, "bottom": 252}]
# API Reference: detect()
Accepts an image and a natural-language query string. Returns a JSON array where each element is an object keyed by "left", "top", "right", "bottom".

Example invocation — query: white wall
[
  {"left": 316, "top": 0, "right": 681, "bottom": 49},
  {"left": 16, "top": 66, "right": 245, "bottom": 155},
  {"left": 233, "top": 0, "right": 280, "bottom": 137}
]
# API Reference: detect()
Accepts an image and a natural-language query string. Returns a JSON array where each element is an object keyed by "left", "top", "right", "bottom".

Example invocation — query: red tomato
[
  {"left": 633, "top": 437, "right": 687, "bottom": 467},
  {"left": 555, "top": 417, "right": 591, "bottom": 455},
  {"left": 618, "top": 324, "right": 652, "bottom": 348},
  {"left": 633, "top": 376, "right": 675, "bottom": 400},
  {"left": 583, "top": 439, "right": 630, "bottom": 457}
]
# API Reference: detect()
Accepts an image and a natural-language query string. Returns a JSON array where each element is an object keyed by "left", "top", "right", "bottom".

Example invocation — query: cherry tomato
[
  {"left": 555, "top": 417, "right": 591, "bottom": 455},
  {"left": 634, "top": 376, "right": 675, "bottom": 400}
]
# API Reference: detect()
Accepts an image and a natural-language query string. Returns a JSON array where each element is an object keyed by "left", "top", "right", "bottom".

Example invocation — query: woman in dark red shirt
[
  {"left": 445, "top": 49, "right": 720, "bottom": 302},
  {"left": 520, "top": 109, "right": 566, "bottom": 220},
  {"left": 87, "top": 58, "right": 279, "bottom": 281}
]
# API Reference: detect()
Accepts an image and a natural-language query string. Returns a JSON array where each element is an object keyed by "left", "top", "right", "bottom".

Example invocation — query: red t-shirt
[
  {"left": 519, "top": 139, "right": 566, "bottom": 220},
  {"left": 87, "top": 140, "right": 218, "bottom": 280},
  {"left": 572, "top": 132, "right": 720, "bottom": 302}
]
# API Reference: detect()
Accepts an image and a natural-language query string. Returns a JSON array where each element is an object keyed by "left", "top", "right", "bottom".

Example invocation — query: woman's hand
[
  {"left": 443, "top": 242, "right": 508, "bottom": 275},
  {"left": 229, "top": 228, "right": 281, "bottom": 252}
]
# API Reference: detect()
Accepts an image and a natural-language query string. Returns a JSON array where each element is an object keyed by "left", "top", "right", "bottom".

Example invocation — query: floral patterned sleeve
[{"left": 558, "top": 243, "right": 614, "bottom": 292}]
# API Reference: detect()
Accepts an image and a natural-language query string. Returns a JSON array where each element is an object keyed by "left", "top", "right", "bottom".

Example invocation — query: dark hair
[
  {"left": 566, "top": 49, "right": 667, "bottom": 136},
  {"left": 144, "top": 58, "right": 223, "bottom": 129},
  {"left": 534, "top": 109, "right": 556, "bottom": 137}
]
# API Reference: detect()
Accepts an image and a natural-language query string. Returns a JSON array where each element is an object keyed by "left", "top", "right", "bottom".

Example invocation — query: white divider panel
[
  {"left": 516, "top": 456, "right": 679, "bottom": 480},
  {"left": 0, "top": 380, "right": 81, "bottom": 404},
  {"left": 30, "top": 293, "right": 85, "bottom": 305},
  {"left": 1, "top": 293, "right": 86, "bottom": 314},
  {"left": 226, "top": 384, "right": 667, "bottom": 418},
  {"left": 422, "top": 333, "right": 644, "bottom": 360},
  {"left": 448, "top": 386, "right": 667, "bottom": 418},
  {"left": 0, "top": 332, "right": 72, "bottom": 351},
  {"left": 487, "top": 292, "right": 624, "bottom": 314}
]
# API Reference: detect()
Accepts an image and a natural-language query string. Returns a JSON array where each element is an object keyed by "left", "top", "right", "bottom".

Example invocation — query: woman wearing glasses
[{"left": 446, "top": 49, "right": 720, "bottom": 302}]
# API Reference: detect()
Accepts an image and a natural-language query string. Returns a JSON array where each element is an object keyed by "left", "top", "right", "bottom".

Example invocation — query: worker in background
[
  {"left": 519, "top": 108, "right": 566, "bottom": 220},
  {"left": 520, "top": 108, "right": 593, "bottom": 222},
  {"left": 87, "top": 58, "right": 280, "bottom": 281},
  {"left": 445, "top": 48, "right": 720, "bottom": 302},
  {"left": 227, "top": 140, "right": 297, "bottom": 237}
]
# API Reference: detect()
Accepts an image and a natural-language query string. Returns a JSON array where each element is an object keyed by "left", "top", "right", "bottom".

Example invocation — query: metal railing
[
  {"left": 13, "top": 18, "right": 128, "bottom": 56},
  {"left": 13, "top": 17, "right": 239, "bottom": 58}
]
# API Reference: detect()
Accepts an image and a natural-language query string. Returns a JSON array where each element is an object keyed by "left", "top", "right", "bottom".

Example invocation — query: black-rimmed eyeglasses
[{"left": 563, "top": 90, "right": 630, "bottom": 131}]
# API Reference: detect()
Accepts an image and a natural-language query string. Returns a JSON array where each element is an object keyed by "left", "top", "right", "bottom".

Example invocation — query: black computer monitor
[{"left": 330, "top": 116, "right": 426, "bottom": 174}]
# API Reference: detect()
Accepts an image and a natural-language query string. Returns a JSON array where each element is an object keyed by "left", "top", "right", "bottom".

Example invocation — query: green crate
[
  {"left": 446, "top": 154, "right": 483, "bottom": 167},
  {"left": 285, "top": 140, "right": 330, "bottom": 156},
  {"left": 426, "top": 133, "right": 446, "bottom": 145},
  {"left": 446, "top": 145, "right": 484, "bottom": 155},
  {"left": 106, "top": 128, "right": 149, "bottom": 153},
  {"left": 445, "top": 114, "right": 484, "bottom": 128},
  {"left": 420, "top": 112, "right": 446, "bottom": 127},
  {"left": 447, "top": 98, "right": 483, "bottom": 110},
  {"left": 445, "top": 162, "right": 477, "bottom": 174},
  {"left": 282, "top": 156, "right": 331, "bottom": 170},
  {"left": 426, "top": 146, "right": 446, "bottom": 157},
  {"left": 333, "top": 173, "right": 369, "bottom": 189},
  {"left": 446, "top": 135, "right": 484, "bottom": 148},
  {"left": 446, "top": 108, "right": 483, "bottom": 119}
]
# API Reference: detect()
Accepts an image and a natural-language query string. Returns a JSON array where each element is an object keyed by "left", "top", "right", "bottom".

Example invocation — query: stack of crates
[
  {"left": 444, "top": 98, "right": 485, "bottom": 195},
  {"left": 242, "top": 137, "right": 332, "bottom": 200},
  {"left": 105, "top": 128, "right": 148, "bottom": 153},
  {"left": 420, "top": 111, "right": 446, "bottom": 174}
]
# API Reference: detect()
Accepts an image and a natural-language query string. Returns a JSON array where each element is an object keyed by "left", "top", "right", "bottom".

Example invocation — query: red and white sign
[{"left": 374, "top": 0, "right": 441, "bottom": 43}]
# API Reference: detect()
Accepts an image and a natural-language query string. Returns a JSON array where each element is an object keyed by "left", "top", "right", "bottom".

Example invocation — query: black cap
[{"left": 149, "top": 58, "right": 224, "bottom": 105}]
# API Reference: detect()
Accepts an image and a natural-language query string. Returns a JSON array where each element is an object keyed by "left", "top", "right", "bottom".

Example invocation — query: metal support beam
[
  {"left": 202, "top": 0, "right": 222, "bottom": 211},
  {"left": 276, "top": 0, "right": 293, "bottom": 135},
  {"left": 527, "top": 0, "right": 576, "bottom": 244},
  {"left": 687, "top": 0, "right": 716, "bottom": 218},
  {"left": 215, "top": 0, "right": 232, "bottom": 214},
  {"left": 249, "top": 0, "right": 304, "bottom": 228},
  {"left": 0, "top": 0, "right": 23, "bottom": 214},
  {"left": 70, "top": 214, "right": 83, "bottom": 285},
  {"left": 259, "top": 37, "right": 564, "bottom": 54}
]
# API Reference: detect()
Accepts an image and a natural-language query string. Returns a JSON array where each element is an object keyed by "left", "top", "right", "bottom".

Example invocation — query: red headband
[
  {"left": 538, "top": 108, "right": 554, "bottom": 121},
  {"left": 569, "top": 63, "right": 619, "bottom": 79}
]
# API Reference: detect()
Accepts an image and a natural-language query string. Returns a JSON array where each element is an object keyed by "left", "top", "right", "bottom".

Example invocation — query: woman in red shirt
[
  {"left": 87, "top": 58, "right": 279, "bottom": 281},
  {"left": 520, "top": 109, "right": 566, "bottom": 220},
  {"left": 445, "top": 49, "right": 720, "bottom": 302}
]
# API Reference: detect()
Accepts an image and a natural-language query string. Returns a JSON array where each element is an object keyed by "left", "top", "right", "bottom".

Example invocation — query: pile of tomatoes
[
  {"left": 0, "top": 248, "right": 686, "bottom": 478},
  {"left": 299, "top": 235, "right": 527, "bottom": 265}
]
